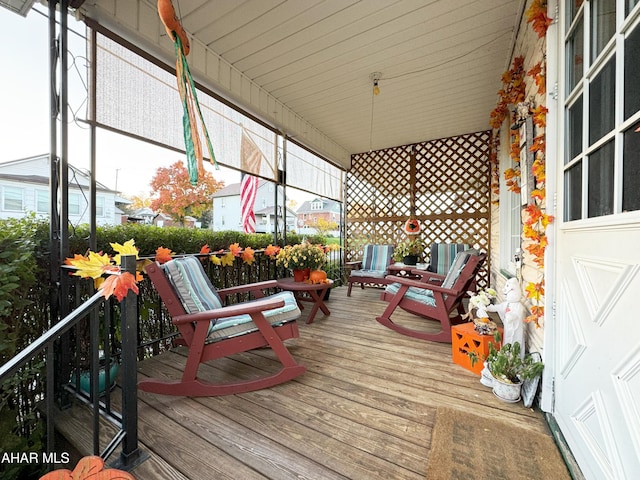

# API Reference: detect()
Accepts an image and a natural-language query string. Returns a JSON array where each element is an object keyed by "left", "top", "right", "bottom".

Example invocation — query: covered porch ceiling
[{"left": 77, "top": 0, "right": 524, "bottom": 169}]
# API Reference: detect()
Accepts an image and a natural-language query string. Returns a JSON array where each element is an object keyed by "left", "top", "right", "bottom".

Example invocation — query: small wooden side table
[
  {"left": 451, "top": 322, "right": 503, "bottom": 375},
  {"left": 276, "top": 278, "right": 333, "bottom": 324}
]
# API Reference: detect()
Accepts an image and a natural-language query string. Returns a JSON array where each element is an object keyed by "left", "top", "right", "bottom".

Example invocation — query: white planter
[
  {"left": 492, "top": 377, "right": 522, "bottom": 403},
  {"left": 480, "top": 361, "right": 494, "bottom": 387}
]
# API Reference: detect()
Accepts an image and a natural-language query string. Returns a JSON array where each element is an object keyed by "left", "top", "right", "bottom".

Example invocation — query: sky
[{"left": 0, "top": 6, "right": 239, "bottom": 198}]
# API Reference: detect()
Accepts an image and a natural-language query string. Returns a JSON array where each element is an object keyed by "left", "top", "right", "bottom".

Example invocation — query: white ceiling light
[{"left": 0, "top": 0, "right": 36, "bottom": 17}]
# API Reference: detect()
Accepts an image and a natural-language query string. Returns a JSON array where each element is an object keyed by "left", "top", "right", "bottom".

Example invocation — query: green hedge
[{"left": 68, "top": 223, "right": 326, "bottom": 257}]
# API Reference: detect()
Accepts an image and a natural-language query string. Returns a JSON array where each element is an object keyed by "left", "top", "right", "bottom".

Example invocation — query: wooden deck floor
[{"left": 71, "top": 286, "right": 556, "bottom": 479}]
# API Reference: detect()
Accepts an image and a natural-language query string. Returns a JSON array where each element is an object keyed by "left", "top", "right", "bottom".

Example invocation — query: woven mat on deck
[{"left": 425, "top": 407, "right": 571, "bottom": 480}]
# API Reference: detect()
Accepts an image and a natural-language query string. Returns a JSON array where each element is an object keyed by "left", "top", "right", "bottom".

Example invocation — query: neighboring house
[
  {"left": 0, "top": 154, "right": 129, "bottom": 226},
  {"left": 296, "top": 197, "right": 342, "bottom": 235},
  {"left": 212, "top": 180, "right": 294, "bottom": 233},
  {"left": 124, "top": 207, "right": 157, "bottom": 225}
]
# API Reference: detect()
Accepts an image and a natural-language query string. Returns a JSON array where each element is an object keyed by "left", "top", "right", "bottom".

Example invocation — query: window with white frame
[
  {"left": 499, "top": 128, "right": 522, "bottom": 275},
  {"left": 96, "top": 196, "right": 105, "bottom": 217},
  {"left": 36, "top": 190, "right": 48, "bottom": 214},
  {"left": 2, "top": 186, "right": 24, "bottom": 212},
  {"left": 563, "top": 0, "right": 640, "bottom": 221},
  {"left": 68, "top": 193, "right": 81, "bottom": 216}
]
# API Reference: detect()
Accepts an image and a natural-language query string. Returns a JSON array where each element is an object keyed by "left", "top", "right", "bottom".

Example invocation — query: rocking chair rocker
[
  {"left": 140, "top": 256, "right": 306, "bottom": 396},
  {"left": 376, "top": 251, "right": 486, "bottom": 343}
]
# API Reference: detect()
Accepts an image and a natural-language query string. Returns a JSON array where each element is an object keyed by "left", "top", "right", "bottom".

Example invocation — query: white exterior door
[
  {"left": 554, "top": 222, "right": 640, "bottom": 479},
  {"left": 552, "top": 1, "right": 640, "bottom": 478}
]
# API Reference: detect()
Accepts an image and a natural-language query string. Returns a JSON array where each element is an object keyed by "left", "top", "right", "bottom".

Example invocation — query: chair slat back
[
  {"left": 163, "top": 257, "right": 223, "bottom": 314},
  {"left": 429, "top": 243, "right": 469, "bottom": 275},
  {"left": 441, "top": 251, "right": 482, "bottom": 291},
  {"left": 361, "top": 244, "right": 395, "bottom": 271}
]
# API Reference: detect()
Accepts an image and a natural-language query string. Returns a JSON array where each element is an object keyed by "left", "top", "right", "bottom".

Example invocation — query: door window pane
[
  {"left": 3, "top": 186, "right": 24, "bottom": 211},
  {"left": 624, "top": 24, "right": 640, "bottom": 120},
  {"left": 567, "top": 96, "right": 583, "bottom": 162},
  {"left": 566, "top": 18, "right": 585, "bottom": 95},
  {"left": 568, "top": 0, "right": 585, "bottom": 27},
  {"left": 589, "top": 57, "right": 616, "bottom": 145},
  {"left": 564, "top": 163, "right": 583, "bottom": 221},
  {"left": 627, "top": 0, "right": 639, "bottom": 16},
  {"left": 623, "top": 123, "right": 640, "bottom": 212},
  {"left": 591, "top": 0, "right": 616, "bottom": 61},
  {"left": 588, "top": 141, "right": 615, "bottom": 217}
]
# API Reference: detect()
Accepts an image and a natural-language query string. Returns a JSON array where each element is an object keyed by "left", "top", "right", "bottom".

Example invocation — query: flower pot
[
  {"left": 492, "top": 377, "right": 522, "bottom": 403},
  {"left": 402, "top": 255, "right": 418, "bottom": 266},
  {"left": 480, "top": 361, "right": 494, "bottom": 387},
  {"left": 75, "top": 361, "right": 119, "bottom": 396},
  {"left": 292, "top": 268, "right": 310, "bottom": 282}
]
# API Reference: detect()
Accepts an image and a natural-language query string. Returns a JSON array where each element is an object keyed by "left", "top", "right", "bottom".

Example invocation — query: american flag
[{"left": 240, "top": 131, "right": 263, "bottom": 234}]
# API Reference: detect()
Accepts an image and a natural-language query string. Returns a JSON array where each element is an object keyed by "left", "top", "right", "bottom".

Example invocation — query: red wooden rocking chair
[
  {"left": 139, "top": 257, "right": 306, "bottom": 396},
  {"left": 376, "top": 251, "right": 486, "bottom": 342}
]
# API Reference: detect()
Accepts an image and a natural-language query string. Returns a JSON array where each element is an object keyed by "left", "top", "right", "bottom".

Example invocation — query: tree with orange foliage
[{"left": 150, "top": 160, "right": 224, "bottom": 226}]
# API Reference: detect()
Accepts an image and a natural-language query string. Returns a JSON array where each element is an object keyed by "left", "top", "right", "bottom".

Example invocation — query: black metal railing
[
  {"left": 0, "top": 247, "right": 346, "bottom": 474},
  {"left": 0, "top": 255, "right": 143, "bottom": 473}
]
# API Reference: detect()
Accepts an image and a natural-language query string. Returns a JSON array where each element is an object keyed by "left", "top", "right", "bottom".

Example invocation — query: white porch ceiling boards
[{"left": 78, "top": 0, "right": 524, "bottom": 169}]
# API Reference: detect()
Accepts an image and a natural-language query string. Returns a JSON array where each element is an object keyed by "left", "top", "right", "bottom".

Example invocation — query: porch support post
[{"left": 114, "top": 254, "right": 146, "bottom": 469}]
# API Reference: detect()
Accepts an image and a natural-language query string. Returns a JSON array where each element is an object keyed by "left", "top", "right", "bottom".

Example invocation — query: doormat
[{"left": 426, "top": 407, "right": 571, "bottom": 480}]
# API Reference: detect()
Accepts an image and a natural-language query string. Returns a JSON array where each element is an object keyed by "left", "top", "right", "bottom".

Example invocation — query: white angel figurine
[{"left": 486, "top": 277, "right": 525, "bottom": 358}]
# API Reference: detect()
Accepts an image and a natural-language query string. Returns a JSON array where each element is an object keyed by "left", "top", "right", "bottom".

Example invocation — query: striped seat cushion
[
  {"left": 384, "top": 282, "right": 436, "bottom": 306},
  {"left": 352, "top": 244, "right": 394, "bottom": 277},
  {"left": 428, "top": 243, "right": 469, "bottom": 275},
  {"left": 163, "top": 257, "right": 300, "bottom": 342}
]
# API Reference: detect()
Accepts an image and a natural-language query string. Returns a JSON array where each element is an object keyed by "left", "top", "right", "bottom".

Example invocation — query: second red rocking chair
[
  {"left": 140, "top": 256, "right": 306, "bottom": 396},
  {"left": 376, "top": 251, "right": 486, "bottom": 342}
]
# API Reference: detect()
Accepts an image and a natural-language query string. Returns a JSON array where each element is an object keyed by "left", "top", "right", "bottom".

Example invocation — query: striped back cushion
[
  {"left": 441, "top": 251, "right": 475, "bottom": 290},
  {"left": 163, "top": 257, "right": 223, "bottom": 314},
  {"left": 361, "top": 245, "right": 394, "bottom": 272},
  {"left": 430, "top": 243, "right": 469, "bottom": 275}
]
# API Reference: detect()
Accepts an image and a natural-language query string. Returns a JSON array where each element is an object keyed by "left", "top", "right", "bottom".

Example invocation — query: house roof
[
  {"left": 296, "top": 198, "right": 342, "bottom": 214},
  {"left": 0, "top": 154, "right": 117, "bottom": 193}
]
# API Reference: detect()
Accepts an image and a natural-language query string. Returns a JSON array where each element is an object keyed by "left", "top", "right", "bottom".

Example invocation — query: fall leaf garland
[
  {"left": 66, "top": 241, "right": 280, "bottom": 301},
  {"left": 487, "top": 0, "right": 554, "bottom": 328}
]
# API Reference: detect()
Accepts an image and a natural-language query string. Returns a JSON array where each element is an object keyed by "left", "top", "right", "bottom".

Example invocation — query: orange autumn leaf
[
  {"left": 504, "top": 168, "right": 519, "bottom": 180},
  {"left": 229, "top": 243, "right": 242, "bottom": 257},
  {"left": 532, "top": 158, "right": 546, "bottom": 182},
  {"left": 242, "top": 246, "right": 255, "bottom": 264},
  {"left": 530, "top": 135, "right": 546, "bottom": 153},
  {"left": 531, "top": 189, "right": 545, "bottom": 201},
  {"left": 524, "top": 204, "right": 544, "bottom": 223},
  {"left": 200, "top": 244, "right": 211, "bottom": 254},
  {"left": 523, "top": 224, "right": 541, "bottom": 241},
  {"left": 532, "top": 105, "right": 548, "bottom": 128},
  {"left": 64, "top": 253, "right": 88, "bottom": 265},
  {"left": 264, "top": 244, "right": 280, "bottom": 257},
  {"left": 154, "top": 246, "right": 174, "bottom": 264},
  {"left": 101, "top": 272, "right": 139, "bottom": 302},
  {"left": 526, "top": 0, "right": 553, "bottom": 38}
]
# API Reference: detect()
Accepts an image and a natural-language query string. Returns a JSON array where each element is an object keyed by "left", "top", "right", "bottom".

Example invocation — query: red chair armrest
[{"left": 173, "top": 296, "right": 286, "bottom": 324}]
